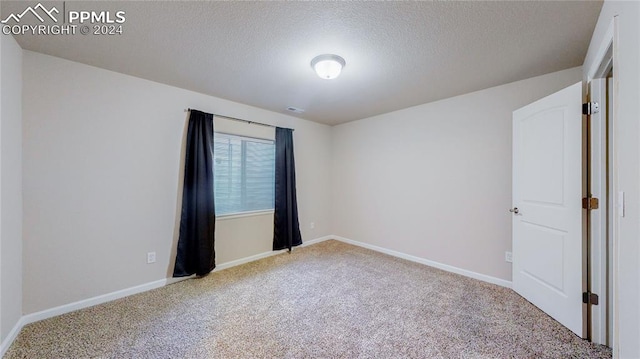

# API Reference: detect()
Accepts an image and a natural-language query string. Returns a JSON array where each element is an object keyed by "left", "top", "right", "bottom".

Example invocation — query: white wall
[
  {"left": 0, "top": 34, "right": 23, "bottom": 343},
  {"left": 22, "top": 51, "right": 332, "bottom": 314},
  {"left": 583, "top": 1, "right": 640, "bottom": 357},
  {"left": 331, "top": 67, "right": 582, "bottom": 282}
]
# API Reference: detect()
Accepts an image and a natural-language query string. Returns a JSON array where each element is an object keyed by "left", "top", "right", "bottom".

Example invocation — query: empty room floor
[{"left": 6, "top": 240, "right": 611, "bottom": 358}]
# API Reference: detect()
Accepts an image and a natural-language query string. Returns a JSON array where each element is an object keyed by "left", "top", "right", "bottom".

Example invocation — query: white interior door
[{"left": 512, "top": 82, "right": 583, "bottom": 336}]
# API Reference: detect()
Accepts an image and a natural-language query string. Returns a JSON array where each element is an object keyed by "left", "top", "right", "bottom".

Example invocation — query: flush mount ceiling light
[{"left": 311, "top": 54, "right": 346, "bottom": 80}]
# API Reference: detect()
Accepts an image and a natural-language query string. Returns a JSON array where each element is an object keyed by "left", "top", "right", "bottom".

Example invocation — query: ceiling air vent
[{"left": 286, "top": 107, "right": 305, "bottom": 114}]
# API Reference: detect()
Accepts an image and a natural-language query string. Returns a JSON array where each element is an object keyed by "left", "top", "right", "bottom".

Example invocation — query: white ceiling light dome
[{"left": 311, "top": 54, "right": 346, "bottom": 80}]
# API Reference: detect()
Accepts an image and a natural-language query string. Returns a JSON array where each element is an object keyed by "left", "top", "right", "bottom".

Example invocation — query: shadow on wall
[{"left": 166, "top": 112, "right": 190, "bottom": 278}]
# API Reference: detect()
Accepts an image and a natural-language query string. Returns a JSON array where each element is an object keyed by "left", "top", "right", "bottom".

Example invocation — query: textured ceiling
[{"left": 2, "top": 1, "right": 602, "bottom": 125}]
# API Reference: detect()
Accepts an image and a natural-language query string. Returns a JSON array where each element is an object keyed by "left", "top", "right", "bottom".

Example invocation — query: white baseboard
[
  {"left": 331, "top": 236, "right": 512, "bottom": 288},
  {"left": 301, "top": 235, "right": 333, "bottom": 247},
  {"left": 212, "top": 235, "right": 332, "bottom": 272},
  {"left": 22, "top": 279, "right": 168, "bottom": 325},
  {"left": 0, "top": 316, "right": 27, "bottom": 358},
  {"left": 214, "top": 250, "right": 280, "bottom": 272},
  {"left": 1, "top": 235, "right": 333, "bottom": 355},
  {"left": 164, "top": 275, "right": 195, "bottom": 286},
  {"left": 4, "top": 234, "right": 499, "bottom": 355},
  {"left": 3, "top": 280, "right": 167, "bottom": 356}
]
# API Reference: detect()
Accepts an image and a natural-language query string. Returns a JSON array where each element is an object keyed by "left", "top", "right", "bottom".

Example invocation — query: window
[{"left": 213, "top": 132, "right": 275, "bottom": 216}]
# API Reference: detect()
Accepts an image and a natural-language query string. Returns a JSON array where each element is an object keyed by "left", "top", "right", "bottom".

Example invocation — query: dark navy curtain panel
[
  {"left": 273, "top": 127, "right": 303, "bottom": 251},
  {"left": 173, "top": 110, "right": 216, "bottom": 277}
]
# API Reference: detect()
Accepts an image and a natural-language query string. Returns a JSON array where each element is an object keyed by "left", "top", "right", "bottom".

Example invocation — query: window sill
[{"left": 216, "top": 209, "right": 274, "bottom": 221}]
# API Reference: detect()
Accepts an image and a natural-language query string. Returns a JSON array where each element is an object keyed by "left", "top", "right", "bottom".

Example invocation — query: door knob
[{"left": 509, "top": 207, "right": 519, "bottom": 214}]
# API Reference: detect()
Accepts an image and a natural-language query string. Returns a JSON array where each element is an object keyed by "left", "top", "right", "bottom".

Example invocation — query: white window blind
[{"left": 213, "top": 132, "right": 275, "bottom": 216}]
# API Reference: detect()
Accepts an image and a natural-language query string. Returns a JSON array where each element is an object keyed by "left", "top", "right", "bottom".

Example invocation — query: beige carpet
[{"left": 6, "top": 240, "right": 611, "bottom": 358}]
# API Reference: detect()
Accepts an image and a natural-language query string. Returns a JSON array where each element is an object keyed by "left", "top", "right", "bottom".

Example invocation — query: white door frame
[
  {"left": 588, "top": 76, "right": 607, "bottom": 345},
  {"left": 585, "top": 17, "right": 617, "bottom": 348}
]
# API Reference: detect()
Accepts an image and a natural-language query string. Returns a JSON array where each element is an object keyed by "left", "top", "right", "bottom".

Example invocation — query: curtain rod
[{"left": 185, "top": 108, "right": 293, "bottom": 131}]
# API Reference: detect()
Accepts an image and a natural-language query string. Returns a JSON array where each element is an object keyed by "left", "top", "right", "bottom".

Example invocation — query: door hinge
[
  {"left": 582, "top": 102, "right": 600, "bottom": 115},
  {"left": 583, "top": 292, "right": 599, "bottom": 305},
  {"left": 582, "top": 197, "right": 599, "bottom": 210}
]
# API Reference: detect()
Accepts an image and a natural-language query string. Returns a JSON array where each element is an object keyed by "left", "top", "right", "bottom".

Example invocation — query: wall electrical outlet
[
  {"left": 147, "top": 252, "right": 156, "bottom": 264},
  {"left": 310, "top": 222, "right": 315, "bottom": 229},
  {"left": 505, "top": 251, "right": 513, "bottom": 263}
]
